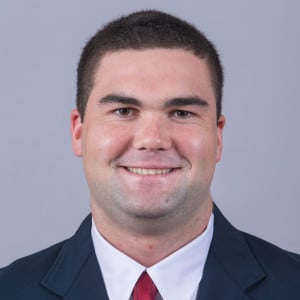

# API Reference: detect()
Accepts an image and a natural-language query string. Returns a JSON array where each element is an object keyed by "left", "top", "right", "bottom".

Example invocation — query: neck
[{"left": 92, "top": 200, "right": 213, "bottom": 267}]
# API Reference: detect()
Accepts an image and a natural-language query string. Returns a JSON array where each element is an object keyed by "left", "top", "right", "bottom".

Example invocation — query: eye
[
  {"left": 114, "top": 107, "right": 134, "bottom": 116},
  {"left": 172, "top": 110, "right": 193, "bottom": 118}
]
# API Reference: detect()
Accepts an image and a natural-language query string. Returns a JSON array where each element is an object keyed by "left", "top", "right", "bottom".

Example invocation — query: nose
[{"left": 133, "top": 114, "right": 172, "bottom": 151}]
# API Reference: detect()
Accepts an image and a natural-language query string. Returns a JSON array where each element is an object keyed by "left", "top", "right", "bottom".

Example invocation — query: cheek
[
  {"left": 82, "top": 124, "right": 131, "bottom": 163},
  {"left": 178, "top": 129, "right": 217, "bottom": 156},
  {"left": 191, "top": 139, "right": 215, "bottom": 163},
  {"left": 175, "top": 129, "right": 219, "bottom": 175}
]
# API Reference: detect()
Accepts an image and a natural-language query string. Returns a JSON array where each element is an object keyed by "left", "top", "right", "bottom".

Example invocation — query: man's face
[{"left": 71, "top": 48, "right": 224, "bottom": 232}]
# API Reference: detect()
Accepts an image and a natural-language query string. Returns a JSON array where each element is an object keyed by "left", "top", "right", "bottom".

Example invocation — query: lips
[{"left": 126, "top": 167, "right": 173, "bottom": 175}]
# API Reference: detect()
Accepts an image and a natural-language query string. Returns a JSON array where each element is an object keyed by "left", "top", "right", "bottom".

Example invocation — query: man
[{"left": 0, "top": 10, "right": 299, "bottom": 300}]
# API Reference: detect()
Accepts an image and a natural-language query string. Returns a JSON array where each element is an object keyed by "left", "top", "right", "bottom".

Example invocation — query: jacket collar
[
  {"left": 197, "top": 204, "right": 266, "bottom": 299},
  {"left": 40, "top": 215, "right": 109, "bottom": 300},
  {"left": 40, "top": 205, "right": 266, "bottom": 300}
]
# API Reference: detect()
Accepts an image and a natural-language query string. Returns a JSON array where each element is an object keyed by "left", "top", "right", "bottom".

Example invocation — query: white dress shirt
[{"left": 91, "top": 214, "right": 214, "bottom": 300}]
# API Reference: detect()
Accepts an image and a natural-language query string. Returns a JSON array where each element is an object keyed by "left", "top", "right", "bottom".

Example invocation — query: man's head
[
  {"left": 76, "top": 10, "right": 223, "bottom": 122},
  {"left": 71, "top": 10, "right": 225, "bottom": 240}
]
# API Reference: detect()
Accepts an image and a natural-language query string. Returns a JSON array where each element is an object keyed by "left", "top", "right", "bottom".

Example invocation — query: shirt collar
[{"left": 91, "top": 214, "right": 214, "bottom": 300}]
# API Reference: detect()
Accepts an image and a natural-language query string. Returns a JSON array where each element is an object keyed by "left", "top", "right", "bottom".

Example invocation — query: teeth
[{"left": 127, "top": 167, "right": 172, "bottom": 175}]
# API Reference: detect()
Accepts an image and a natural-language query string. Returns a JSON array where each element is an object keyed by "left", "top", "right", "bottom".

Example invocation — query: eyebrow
[
  {"left": 99, "top": 94, "right": 208, "bottom": 108},
  {"left": 164, "top": 97, "right": 208, "bottom": 108},
  {"left": 99, "top": 94, "right": 141, "bottom": 106}
]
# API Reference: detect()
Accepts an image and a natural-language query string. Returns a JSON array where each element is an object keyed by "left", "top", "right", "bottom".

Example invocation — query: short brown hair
[{"left": 76, "top": 10, "right": 224, "bottom": 121}]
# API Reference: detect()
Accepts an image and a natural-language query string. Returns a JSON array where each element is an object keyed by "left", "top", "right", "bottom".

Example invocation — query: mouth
[{"left": 126, "top": 167, "right": 173, "bottom": 176}]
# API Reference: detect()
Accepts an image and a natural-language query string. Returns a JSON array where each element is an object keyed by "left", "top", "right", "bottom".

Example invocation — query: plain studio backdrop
[{"left": 0, "top": 1, "right": 299, "bottom": 267}]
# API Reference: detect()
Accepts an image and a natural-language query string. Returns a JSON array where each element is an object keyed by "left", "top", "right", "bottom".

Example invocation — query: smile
[{"left": 127, "top": 167, "right": 172, "bottom": 175}]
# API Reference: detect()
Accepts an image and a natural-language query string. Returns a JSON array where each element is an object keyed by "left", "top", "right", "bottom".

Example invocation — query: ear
[
  {"left": 71, "top": 109, "right": 83, "bottom": 157},
  {"left": 216, "top": 114, "right": 225, "bottom": 162}
]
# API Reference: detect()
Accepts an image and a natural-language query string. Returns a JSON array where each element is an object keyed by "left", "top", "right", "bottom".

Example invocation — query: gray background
[{"left": 1, "top": 0, "right": 299, "bottom": 267}]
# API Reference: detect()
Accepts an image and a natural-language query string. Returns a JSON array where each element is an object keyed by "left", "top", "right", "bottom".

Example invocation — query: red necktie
[{"left": 132, "top": 272, "right": 158, "bottom": 300}]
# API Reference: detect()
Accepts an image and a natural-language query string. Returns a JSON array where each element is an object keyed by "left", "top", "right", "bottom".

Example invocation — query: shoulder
[
  {"left": 0, "top": 215, "right": 93, "bottom": 299},
  {"left": 213, "top": 204, "right": 300, "bottom": 276},
  {"left": 0, "top": 240, "right": 66, "bottom": 299},
  {"left": 211, "top": 205, "right": 300, "bottom": 298},
  {"left": 0, "top": 240, "right": 65, "bottom": 279},
  {"left": 242, "top": 231, "right": 300, "bottom": 278},
  {"left": 240, "top": 232, "right": 300, "bottom": 298}
]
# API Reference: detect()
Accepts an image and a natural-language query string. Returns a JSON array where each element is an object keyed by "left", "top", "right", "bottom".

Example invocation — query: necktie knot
[{"left": 132, "top": 272, "right": 158, "bottom": 300}]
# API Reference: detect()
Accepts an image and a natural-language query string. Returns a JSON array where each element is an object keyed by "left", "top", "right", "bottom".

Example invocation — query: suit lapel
[
  {"left": 39, "top": 206, "right": 267, "bottom": 299},
  {"left": 40, "top": 215, "right": 109, "bottom": 300},
  {"left": 197, "top": 205, "right": 266, "bottom": 300},
  {"left": 63, "top": 252, "right": 109, "bottom": 300},
  {"left": 197, "top": 253, "right": 250, "bottom": 300}
]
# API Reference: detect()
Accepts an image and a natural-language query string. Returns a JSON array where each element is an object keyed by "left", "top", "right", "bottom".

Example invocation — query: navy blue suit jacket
[{"left": 1, "top": 205, "right": 300, "bottom": 299}]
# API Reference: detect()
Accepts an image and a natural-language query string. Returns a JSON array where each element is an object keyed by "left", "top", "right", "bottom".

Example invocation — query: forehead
[{"left": 91, "top": 48, "right": 215, "bottom": 105}]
